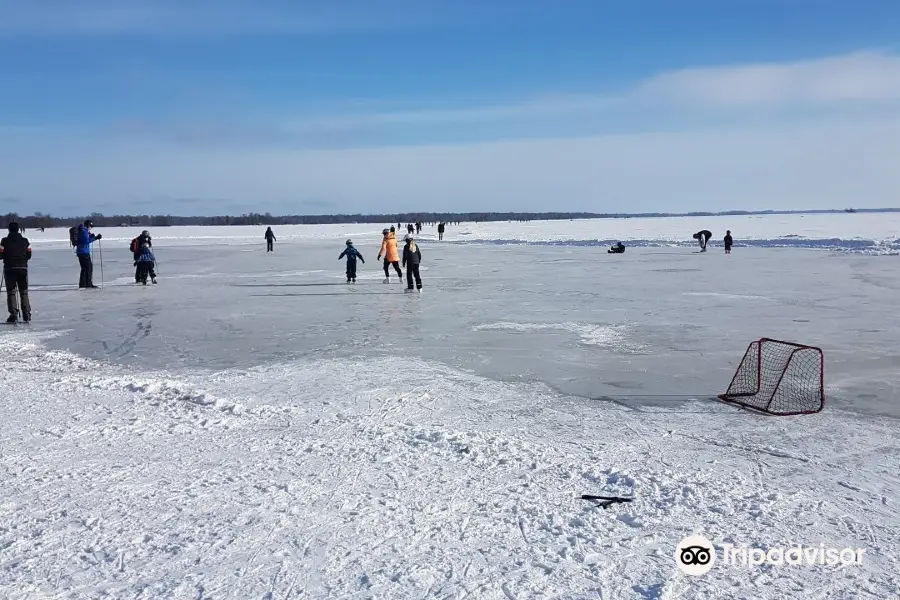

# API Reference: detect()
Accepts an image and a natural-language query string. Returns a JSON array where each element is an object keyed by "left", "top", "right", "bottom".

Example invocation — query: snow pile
[{"left": 1, "top": 331, "right": 898, "bottom": 599}]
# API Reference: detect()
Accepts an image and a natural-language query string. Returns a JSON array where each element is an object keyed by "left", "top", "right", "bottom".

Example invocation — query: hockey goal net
[{"left": 719, "top": 338, "right": 824, "bottom": 415}]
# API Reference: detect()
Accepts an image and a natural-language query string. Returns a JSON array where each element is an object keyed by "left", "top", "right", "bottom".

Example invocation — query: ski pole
[{"left": 98, "top": 240, "right": 105, "bottom": 288}]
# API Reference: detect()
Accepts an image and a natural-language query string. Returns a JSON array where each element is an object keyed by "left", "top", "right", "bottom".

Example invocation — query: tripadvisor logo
[
  {"left": 675, "top": 535, "right": 716, "bottom": 576},
  {"left": 675, "top": 535, "right": 866, "bottom": 576}
]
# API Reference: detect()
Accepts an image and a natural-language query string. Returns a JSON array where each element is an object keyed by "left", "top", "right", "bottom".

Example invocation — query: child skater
[
  {"left": 339, "top": 239, "right": 365, "bottom": 283},
  {"left": 135, "top": 242, "right": 157, "bottom": 285}
]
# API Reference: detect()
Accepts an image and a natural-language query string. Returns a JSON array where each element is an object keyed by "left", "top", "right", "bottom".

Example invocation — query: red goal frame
[{"left": 718, "top": 337, "right": 825, "bottom": 416}]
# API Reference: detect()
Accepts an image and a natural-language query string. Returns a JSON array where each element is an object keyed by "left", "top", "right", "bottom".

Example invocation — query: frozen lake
[
  {"left": 2, "top": 214, "right": 899, "bottom": 599},
  {"left": 21, "top": 217, "right": 900, "bottom": 417}
]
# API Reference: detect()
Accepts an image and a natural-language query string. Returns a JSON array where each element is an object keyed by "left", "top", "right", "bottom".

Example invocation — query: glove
[
  {"left": 133, "top": 262, "right": 137, "bottom": 267},
  {"left": 96, "top": 234, "right": 103, "bottom": 240},
  {"left": 376, "top": 255, "right": 381, "bottom": 260}
]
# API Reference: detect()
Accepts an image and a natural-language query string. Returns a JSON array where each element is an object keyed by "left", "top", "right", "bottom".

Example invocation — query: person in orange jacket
[{"left": 377, "top": 227, "right": 403, "bottom": 283}]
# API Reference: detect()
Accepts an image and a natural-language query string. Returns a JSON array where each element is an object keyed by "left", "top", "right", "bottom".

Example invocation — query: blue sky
[{"left": 1, "top": 0, "right": 898, "bottom": 216}]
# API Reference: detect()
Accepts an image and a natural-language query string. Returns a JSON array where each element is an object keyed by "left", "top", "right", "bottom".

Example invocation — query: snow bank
[{"left": 1, "top": 332, "right": 898, "bottom": 599}]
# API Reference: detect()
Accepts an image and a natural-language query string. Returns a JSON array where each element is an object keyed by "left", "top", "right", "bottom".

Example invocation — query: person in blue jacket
[
  {"left": 135, "top": 242, "right": 157, "bottom": 285},
  {"left": 338, "top": 239, "right": 365, "bottom": 283},
  {"left": 76, "top": 220, "right": 102, "bottom": 288}
]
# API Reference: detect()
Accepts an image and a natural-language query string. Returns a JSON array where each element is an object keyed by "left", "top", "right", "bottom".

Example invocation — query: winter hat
[
  {"left": 346, "top": 239, "right": 353, "bottom": 245},
  {"left": 382, "top": 228, "right": 389, "bottom": 235},
  {"left": 84, "top": 219, "right": 94, "bottom": 227},
  {"left": 404, "top": 234, "right": 413, "bottom": 242},
  {"left": 8, "top": 222, "right": 19, "bottom": 233}
]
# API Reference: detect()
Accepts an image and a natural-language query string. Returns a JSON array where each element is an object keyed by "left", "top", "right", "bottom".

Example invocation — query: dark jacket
[
  {"left": 132, "top": 233, "right": 152, "bottom": 259},
  {"left": 339, "top": 245, "right": 364, "bottom": 263},
  {"left": 0, "top": 232, "right": 31, "bottom": 270},
  {"left": 76, "top": 224, "right": 97, "bottom": 256},
  {"left": 402, "top": 241, "right": 421, "bottom": 267},
  {"left": 265, "top": 229, "right": 276, "bottom": 241},
  {"left": 724, "top": 234, "right": 733, "bottom": 247}
]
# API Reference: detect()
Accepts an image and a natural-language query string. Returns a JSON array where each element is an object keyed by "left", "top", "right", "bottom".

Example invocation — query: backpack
[
  {"left": 69, "top": 226, "right": 78, "bottom": 248},
  {"left": 130, "top": 237, "right": 139, "bottom": 253}
]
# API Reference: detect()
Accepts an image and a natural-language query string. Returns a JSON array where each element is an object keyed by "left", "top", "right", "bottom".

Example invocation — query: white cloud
[
  {"left": 229, "top": 51, "right": 900, "bottom": 135},
  {"left": 635, "top": 51, "right": 900, "bottom": 108},
  {"left": 2, "top": 50, "right": 899, "bottom": 214},
  {"left": 2, "top": 117, "right": 897, "bottom": 214}
]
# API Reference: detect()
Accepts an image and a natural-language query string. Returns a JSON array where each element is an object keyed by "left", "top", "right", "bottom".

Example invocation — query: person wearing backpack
[
  {"left": 1, "top": 222, "right": 32, "bottom": 323},
  {"left": 130, "top": 230, "right": 153, "bottom": 282},
  {"left": 74, "top": 220, "right": 101, "bottom": 288}
]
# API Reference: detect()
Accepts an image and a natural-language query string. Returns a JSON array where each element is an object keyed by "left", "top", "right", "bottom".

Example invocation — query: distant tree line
[{"left": 1, "top": 208, "right": 897, "bottom": 230}]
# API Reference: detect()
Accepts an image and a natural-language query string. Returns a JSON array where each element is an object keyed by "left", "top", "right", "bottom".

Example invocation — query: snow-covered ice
[{"left": 2, "top": 214, "right": 899, "bottom": 599}]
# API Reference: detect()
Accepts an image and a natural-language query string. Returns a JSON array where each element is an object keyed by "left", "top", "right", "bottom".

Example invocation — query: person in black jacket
[
  {"left": 131, "top": 230, "right": 154, "bottom": 283},
  {"left": 265, "top": 227, "right": 276, "bottom": 252},
  {"left": 0, "top": 222, "right": 32, "bottom": 323},
  {"left": 724, "top": 230, "right": 733, "bottom": 254},
  {"left": 402, "top": 234, "right": 423, "bottom": 292},
  {"left": 693, "top": 229, "right": 712, "bottom": 252}
]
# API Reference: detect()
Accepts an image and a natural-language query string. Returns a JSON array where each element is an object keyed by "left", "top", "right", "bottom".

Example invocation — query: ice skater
[
  {"left": 265, "top": 227, "right": 276, "bottom": 252},
  {"left": 74, "top": 220, "right": 102, "bottom": 288},
  {"left": 402, "top": 234, "right": 423, "bottom": 292},
  {"left": 438, "top": 222, "right": 445, "bottom": 241},
  {"left": 377, "top": 227, "right": 403, "bottom": 283},
  {"left": 338, "top": 239, "right": 365, "bottom": 283},
  {"left": 130, "top": 230, "right": 153, "bottom": 282},
  {"left": 135, "top": 243, "right": 157, "bottom": 285},
  {"left": 693, "top": 229, "right": 712, "bottom": 252},
  {"left": 1, "top": 222, "right": 32, "bottom": 323},
  {"left": 724, "top": 230, "right": 733, "bottom": 254}
]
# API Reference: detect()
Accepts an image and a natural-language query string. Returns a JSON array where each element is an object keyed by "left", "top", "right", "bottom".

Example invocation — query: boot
[
  {"left": 151, "top": 277, "right": 157, "bottom": 284},
  {"left": 6, "top": 315, "right": 16, "bottom": 324}
]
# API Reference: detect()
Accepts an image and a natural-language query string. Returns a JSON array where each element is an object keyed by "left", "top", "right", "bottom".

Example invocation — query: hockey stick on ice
[{"left": 580, "top": 495, "right": 634, "bottom": 509}]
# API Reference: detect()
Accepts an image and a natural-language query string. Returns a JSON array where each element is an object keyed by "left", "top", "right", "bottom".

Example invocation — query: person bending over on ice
[
  {"left": 693, "top": 229, "right": 712, "bottom": 252},
  {"left": 265, "top": 227, "right": 276, "bottom": 252},
  {"left": 724, "top": 230, "right": 733, "bottom": 254},
  {"left": 377, "top": 228, "right": 402, "bottom": 283},
  {"left": 1, "top": 222, "right": 32, "bottom": 323},
  {"left": 339, "top": 239, "right": 365, "bottom": 283},
  {"left": 75, "top": 220, "right": 102, "bottom": 288},
  {"left": 402, "top": 234, "right": 423, "bottom": 293},
  {"left": 608, "top": 242, "right": 625, "bottom": 254},
  {"left": 135, "top": 243, "right": 157, "bottom": 285}
]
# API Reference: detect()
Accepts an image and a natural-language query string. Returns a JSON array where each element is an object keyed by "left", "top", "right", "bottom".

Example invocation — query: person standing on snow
[
  {"left": 693, "top": 229, "right": 712, "bottom": 252},
  {"left": 724, "top": 230, "right": 733, "bottom": 254},
  {"left": 338, "top": 239, "right": 365, "bottom": 283},
  {"left": 75, "top": 220, "right": 101, "bottom": 288},
  {"left": 265, "top": 227, "right": 276, "bottom": 252},
  {"left": 377, "top": 227, "right": 403, "bottom": 283},
  {"left": 0, "top": 222, "right": 32, "bottom": 323},
  {"left": 437, "top": 222, "right": 445, "bottom": 241},
  {"left": 402, "top": 234, "right": 423, "bottom": 292}
]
